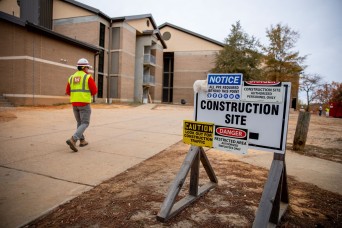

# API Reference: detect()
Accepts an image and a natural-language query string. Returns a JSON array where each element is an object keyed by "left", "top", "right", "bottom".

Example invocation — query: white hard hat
[{"left": 77, "top": 58, "right": 90, "bottom": 67}]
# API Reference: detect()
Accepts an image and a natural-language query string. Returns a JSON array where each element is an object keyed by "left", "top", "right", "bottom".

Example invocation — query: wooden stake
[
  {"left": 293, "top": 111, "right": 311, "bottom": 151},
  {"left": 253, "top": 153, "right": 289, "bottom": 227}
]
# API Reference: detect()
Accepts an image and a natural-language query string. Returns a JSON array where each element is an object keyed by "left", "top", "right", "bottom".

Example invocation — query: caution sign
[
  {"left": 241, "top": 81, "right": 283, "bottom": 103},
  {"left": 213, "top": 126, "right": 249, "bottom": 154},
  {"left": 206, "top": 73, "right": 243, "bottom": 100},
  {"left": 183, "top": 120, "right": 214, "bottom": 147}
]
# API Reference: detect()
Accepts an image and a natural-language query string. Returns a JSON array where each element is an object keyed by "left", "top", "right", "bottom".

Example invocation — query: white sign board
[
  {"left": 195, "top": 82, "right": 291, "bottom": 154},
  {"left": 206, "top": 73, "right": 242, "bottom": 100},
  {"left": 241, "top": 81, "right": 283, "bottom": 103}
]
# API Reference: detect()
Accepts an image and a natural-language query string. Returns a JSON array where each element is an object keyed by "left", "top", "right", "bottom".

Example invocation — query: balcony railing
[
  {"left": 143, "top": 74, "right": 155, "bottom": 86},
  {"left": 144, "top": 54, "right": 156, "bottom": 65}
]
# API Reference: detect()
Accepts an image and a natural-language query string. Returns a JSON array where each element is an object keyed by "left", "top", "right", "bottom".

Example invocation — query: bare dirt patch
[
  {"left": 26, "top": 142, "right": 342, "bottom": 227},
  {"left": 25, "top": 107, "right": 342, "bottom": 227},
  {"left": 286, "top": 113, "right": 342, "bottom": 164}
]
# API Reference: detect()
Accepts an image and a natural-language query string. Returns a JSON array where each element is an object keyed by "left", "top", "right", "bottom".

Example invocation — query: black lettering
[
  {"left": 253, "top": 103, "right": 259, "bottom": 113},
  {"left": 207, "top": 100, "right": 212, "bottom": 110},
  {"left": 225, "top": 114, "right": 231, "bottom": 124},
  {"left": 224, "top": 114, "right": 247, "bottom": 125},
  {"left": 219, "top": 101, "right": 225, "bottom": 111},
  {"left": 264, "top": 104, "right": 270, "bottom": 114},
  {"left": 241, "top": 115, "right": 247, "bottom": 125},
  {"left": 238, "top": 103, "right": 244, "bottom": 113},
  {"left": 201, "top": 100, "right": 206, "bottom": 110},
  {"left": 226, "top": 102, "right": 231, "bottom": 111},
  {"left": 246, "top": 103, "right": 252, "bottom": 113},
  {"left": 259, "top": 104, "right": 263, "bottom": 114},
  {"left": 272, "top": 105, "right": 279, "bottom": 115},
  {"left": 231, "top": 102, "right": 237, "bottom": 112},
  {"left": 213, "top": 101, "right": 219, "bottom": 110}
]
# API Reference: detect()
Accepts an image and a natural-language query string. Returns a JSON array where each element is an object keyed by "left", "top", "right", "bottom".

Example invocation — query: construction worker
[
  {"left": 325, "top": 107, "right": 330, "bottom": 117},
  {"left": 65, "top": 58, "right": 97, "bottom": 152}
]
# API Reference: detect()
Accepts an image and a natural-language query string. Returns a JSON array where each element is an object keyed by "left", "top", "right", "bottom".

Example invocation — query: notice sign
[
  {"left": 241, "top": 81, "right": 283, "bottom": 103},
  {"left": 183, "top": 120, "right": 214, "bottom": 147},
  {"left": 213, "top": 126, "right": 249, "bottom": 154},
  {"left": 206, "top": 73, "right": 243, "bottom": 100}
]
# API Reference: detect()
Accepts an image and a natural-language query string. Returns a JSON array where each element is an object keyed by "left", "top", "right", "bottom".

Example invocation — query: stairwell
[{"left": 0, "top": 95, "right": 14, "bottom": 107}]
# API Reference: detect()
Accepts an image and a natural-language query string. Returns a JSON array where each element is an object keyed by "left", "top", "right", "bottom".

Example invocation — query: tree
[
  {"left": 212, "top": 21, "right": 263, "bottom": 81},
  {"left": 262, "top": 23, "right": 306, "bottom": 83},
  {"left": 299, "top": 73, "right": 323, "bottom": 111},
  {"left": 313, "top": 81, "right": 341, "bottom": 106},
  {"left": 315, "top": 83, "right": 331, "bottom": 105},
  {"left": 330, "top": 81, "right": 342, "bottom": 102}
]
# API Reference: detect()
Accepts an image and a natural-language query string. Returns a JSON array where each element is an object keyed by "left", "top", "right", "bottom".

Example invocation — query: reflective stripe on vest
[{"left": 69, "top": 72, "right": 91, "bottom": 103}]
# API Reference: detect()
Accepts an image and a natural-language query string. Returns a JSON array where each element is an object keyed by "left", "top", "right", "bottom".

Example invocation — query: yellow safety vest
[{"left": 68, "top": 71, "right": 91, "bottom": 103}]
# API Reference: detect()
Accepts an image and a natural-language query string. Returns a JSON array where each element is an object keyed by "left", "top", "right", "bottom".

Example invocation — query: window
[
  {"left": 99, "top": 23, "right": 105, "bottom": 48},
  {"left": 97, "top": 74, "right": 103, "bottom": 98},
  {"left": 162, "top": 52, "right": 174, "bottom": 102},
  {"left": 98, "top": 23, "right": 106, "bottom": 98}
]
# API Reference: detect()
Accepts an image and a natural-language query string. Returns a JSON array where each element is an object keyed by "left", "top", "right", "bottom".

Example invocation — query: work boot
[
  {"left": 66, "top": 136, "right": 78, "bottom": 152},
  {"left": 79, "top": 139, "right": 88, "bottom": 147}
]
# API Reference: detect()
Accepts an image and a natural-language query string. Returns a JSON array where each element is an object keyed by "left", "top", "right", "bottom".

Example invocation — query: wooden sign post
[
  {"left": 158, "top": 78, "right": 292, "bottom": 226},
  {"left": 253, "top": 153, "right": 289, "bottom": 227},
  {"left": 157, "top": 146, "right": 218, "bottom": 222}
]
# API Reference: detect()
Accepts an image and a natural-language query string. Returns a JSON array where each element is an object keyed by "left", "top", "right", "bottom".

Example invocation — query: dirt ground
[{"left": 1, "top": 104, "right": 342, "bottom": 227}]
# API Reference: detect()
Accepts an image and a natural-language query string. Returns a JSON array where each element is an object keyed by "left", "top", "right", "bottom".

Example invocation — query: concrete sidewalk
[
  {"left": 0, "top": 104, "right": 192, "bottom": 228},
  {"left": 0, "top": 105, "right": 341, "bottom": 228}
]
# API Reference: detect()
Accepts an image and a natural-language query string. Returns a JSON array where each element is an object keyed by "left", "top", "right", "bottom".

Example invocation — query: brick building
[
  {"left": 0, "top": 0, "right": 297, "bottom": 106},
  {"left": 159, "top": 23, "right": 223, "bottom": 104},
  {"left": 0, "top": 10, "right": 99, "bottom": 105},
  {"left": 0, "top": 0, "right": 224, "bottom": 106}
]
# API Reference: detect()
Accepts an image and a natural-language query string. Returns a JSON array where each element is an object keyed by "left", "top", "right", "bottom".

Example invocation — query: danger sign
[{"left": 213, "top": 126, "right": 249, "bottom": 154}]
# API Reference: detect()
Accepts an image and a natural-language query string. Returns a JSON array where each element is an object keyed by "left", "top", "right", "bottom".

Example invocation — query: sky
[{"left": 77, "top": 0, "right": 341, "bottom": 85}]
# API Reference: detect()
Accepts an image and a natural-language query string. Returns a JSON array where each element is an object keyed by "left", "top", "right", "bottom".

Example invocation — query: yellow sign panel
[{"left": 183, "top": 120, "right": 214, "bottom": 147}]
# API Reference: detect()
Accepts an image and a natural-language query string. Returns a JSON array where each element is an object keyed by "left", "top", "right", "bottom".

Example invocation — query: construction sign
[
  {"left": 206, "top": 73, "right": 243, "bottom": 100},
  {"left": 194, "top": 81, "right": 291, "bottom": 154},
  {"left": 183, "top": 120, "right": 214, "bottom": 148},
  {"left": 213, "top": 126, "right": 249, "bottom": 154},
  {"left": 240, "top": 81, "right": 283, "bottom": 103}
]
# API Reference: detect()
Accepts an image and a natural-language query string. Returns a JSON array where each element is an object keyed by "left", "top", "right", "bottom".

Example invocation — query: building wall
[
  {"left": 160, "top": 26, "right": 222, "bottom": 105},
  {"left": 0, "top": 20, "right": 95, "bottom": 105},
  {"left": 53, "top": 0, "right": 111, "bottom": 101},
  {"left": 53, "top": 18, "right": 106, "bottom": 99},
  {"left": 152, "top": 43, "right": 164, "bottom": 103},
  {"left": 126, "top": 18, "right": 153, "bottom": 34},
  {"left": 172, "top": 51, "right": 218, "bottom": 104},
  {"left": 135, "top": 36, "right": 151, "bottom": 102},
  {"left": 53, "top": 20, "right": 100, "bottom": 46},
  {"left": 0, "top": 0, "right": 20, "bottom": 17},
  {"left": 53, "top": 0, "right": 92, "bottom": 19},
  {"left": 160, "top": 26, "right": 222, "bottom": 52},
  {"left": 114, "top": 22, "right": 136, "bottom": 102},
  {"left": 2, "top": 1, "right": 225, "bottom": 106}
]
